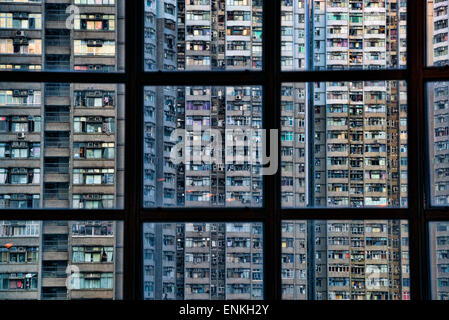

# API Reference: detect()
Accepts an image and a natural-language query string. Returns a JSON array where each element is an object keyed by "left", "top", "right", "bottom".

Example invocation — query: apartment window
[
  {"left": 0, "top": 221, "right": 39, "bottom": 237},
  {"left": 73, "top": 168, "right": 115, "bottom": 185},
  {"left": 75, "top": 14, "right": 115, "bottom": 31},
  {"left": 72, "top": 194, "right": 114, "bottom": 209},
  {"left": 0, "top": 273, "right": 38, "bottom": 290},
  {"left": 72, "top": 246, "right": 113, "bottom": 263},
  {"left": 74, "top": 142, "right": 115, "bottom": 160},
  {"left": 74, "top": 117, "right": 115, "bottom": 134},
  {"left": 71, "top": 221, "right": 114, "bottom": 237},
  {"left": 71, "top": 272, "right": 114, "bottom": 290},
  {"left": 74, "top": 90, "right": 115, "bottom": 108},
  {"left": 0, "top": 246, "right": 38, "bottom": 264}
]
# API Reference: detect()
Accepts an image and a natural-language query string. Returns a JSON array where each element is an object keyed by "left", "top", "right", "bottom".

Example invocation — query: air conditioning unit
[
  {"left": 16, "top": 31, "right": 25, "bottom": 37},
  {"left": 17, "top": 132, "right": 26, "bottom": 139},
  {"left": 235, "top": 95, "right": 242, "bottom": 100}
]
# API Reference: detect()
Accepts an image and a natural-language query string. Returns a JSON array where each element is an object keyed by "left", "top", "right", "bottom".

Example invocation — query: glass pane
[
  {"left": 0, "top": 83, "right": 125, "bottom": 209},
  {"left": 428, "top": 81, "right": 449, "bottom": 206},
  {"left": 0, "top": 1, "right": 124, "bottom": 72},
  {"left": 281, "top": 81, "right": 408, "bottom": 208},
  {"left": 142, "top": 222, "right": 263, "bottom": 300},
  {"left": 143, "top": 86, "right": 263, "bottom": 208},
  {"left": 429, "top": 222, "right": 449, "bottom": 300},
  {"left": 282, "top": 219, "right": 410, "bottom": 300},
  {"left": 0, "top": 220, "right": 123, "bottom": 300},
  {"left": 426, "top": 0, "right": 449, "bottom": 66},
  {"left": 144, "top": 0, "right": 263, "bottom": 71},
  {"left": 281, "top": 0, "right": 407, "bottom": 71}
]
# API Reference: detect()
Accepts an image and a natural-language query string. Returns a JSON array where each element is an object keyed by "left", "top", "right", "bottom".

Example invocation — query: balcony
[
  {"left": 45, "top": 109, "right": 70, "bottom": 124},
  {"left": 43, "top": 239, "right": 68, "bottom": 253},
  {"left": 45, "top": 136, "right": 70, "bottom": 157}
]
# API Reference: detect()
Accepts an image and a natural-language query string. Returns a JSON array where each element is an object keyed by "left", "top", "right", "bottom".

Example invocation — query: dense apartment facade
[
  {"left": 428, "top": 1, "right": 449, "bottom": 205},
  {"left": 429, "top": 222, "right": 449, "bottom": 300},
  {"left": 0, "top": 0, "right": 125, "bottom": 209},
  {"left": 143, "top": 222, "right": 263, "bottom": 300},
  {"left": 142, "top": 220, "right": 410, "bottom": 301},
  {"left": 141, "top": 0, "right": 411, "bottom": 301},
  {"left": 143, "top": 0, "right": 263, "bottom": 208},
  {"left": 279, "top": 0, "right": 410, "bottom": 301},
  {"left": 428, "top": 1, "right": 449, "bottom": 300},
  {"left": 281, "top": 0, "right": 408, "bottom": 208},
  {"left": 0, "top": 0, "right": 125, "bottom": 300},
  {"left": 282, "top": 220, "right": 410, "bottom": 300},
  {"left": 0, "top": 221, "right": 123, "bottom": 300}
]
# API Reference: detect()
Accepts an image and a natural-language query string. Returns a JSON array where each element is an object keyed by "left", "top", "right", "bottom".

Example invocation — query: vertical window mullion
[
  {"left": 407, "top": 0, "right": 427, "bottom": 301},
  {"left": 262, "top": 0, "right": 281, "bottom": 301},
  {"left": 124, "top": 0, "right": 140, "bottom": 301}
]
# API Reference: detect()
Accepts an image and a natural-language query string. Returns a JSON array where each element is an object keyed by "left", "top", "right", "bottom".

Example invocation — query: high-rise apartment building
[
  {"left": 279, "top": 0, "right": 410, "bottom": 301},
  {"left": 282, "top": 220, "right": 410, "bottom": 300},
  {"left": 0, "top": 220, "right": 123, "bottom": 300},
  {"left": 0, "top": 0, "right": 125, "bottom": 300},
  {"left": 143, "top": 0, "right": 263, "bottom": 208},
  {"left": 142, "top": 220, "right": 409, "bottom": 301},
  {"left": 0, "top": 0, "right": 125, "bottom": 209},
  {"left": 144, "top": 0, "right": 262, "bottom": 72},
  {"left": 428, "top": 1, "right": 449, "bottom": 206},
  {"left": 429, "top": 222, "right": 449, "bottom": 300},
  {"left": 141, "top": 0, "right": 411, "bottom": 301},
  {"left": 281, "top": 0, "right": 408, "bottom": 208},
  {"left": 143, "top": 222, "right": 263, "bottom": 300},
  {"left": 427, "top": 1, "right": 449, "bottom": 300}
]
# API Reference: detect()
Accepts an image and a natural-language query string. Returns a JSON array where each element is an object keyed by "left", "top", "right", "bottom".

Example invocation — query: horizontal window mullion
[
  {"left": 0, "top": 71, "right": 128, "bottom": 84},
  {"left": 139, "top": 209, "right": 268, "bottom": 222},
  {"left": 138, "top": 72, "right": 267, "bottom": 86},
  {"left": 281, "top": 70, "right": 407, "bottom": 83},
  {"left": 424, "top": 210, "right": 449, "bottom": 221},
  {"left": 423, "top": 68, "right": 449, "bottom": 81}
]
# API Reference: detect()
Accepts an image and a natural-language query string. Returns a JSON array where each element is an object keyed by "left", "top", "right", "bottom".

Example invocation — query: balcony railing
[
  {"left": 45, "top": 61, "right": 71, "bottom": 71},
  {"left": 45, "top": 85, "right": 70, "bottom": 97},
  {"left": 42, "top": 268, "right": 67, "bottom": 278},
  {"left": 45, "top": 221, "right": 68, "bottom": 226},
  {"left": 45, "top": 37, "right": 70, "bottom": 47},
  {"left": 45, "top": 10, "right": 69, "bottom": 22},
  {"left": 44, "top": 164, "right": 69, "bottom": 174},
  {"left": 45, "top": 138, "right": 70, "bottom": 149},
  {"left": 43, "top": 240, "right": 68, "bottom": 252},
  {"left": 44, "top": 190, "right": 69, "bottom": 201},
  {"left": 41, "top": 292, "right": 67, "bottom": 300},
  {"left": 45, "top": 112, "right": 70, "bottom": 123}
]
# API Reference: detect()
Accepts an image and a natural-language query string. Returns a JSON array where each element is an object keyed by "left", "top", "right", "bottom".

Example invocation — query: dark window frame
[{"left": 0, "top": 0, "right": 443, "bottom": 301}]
